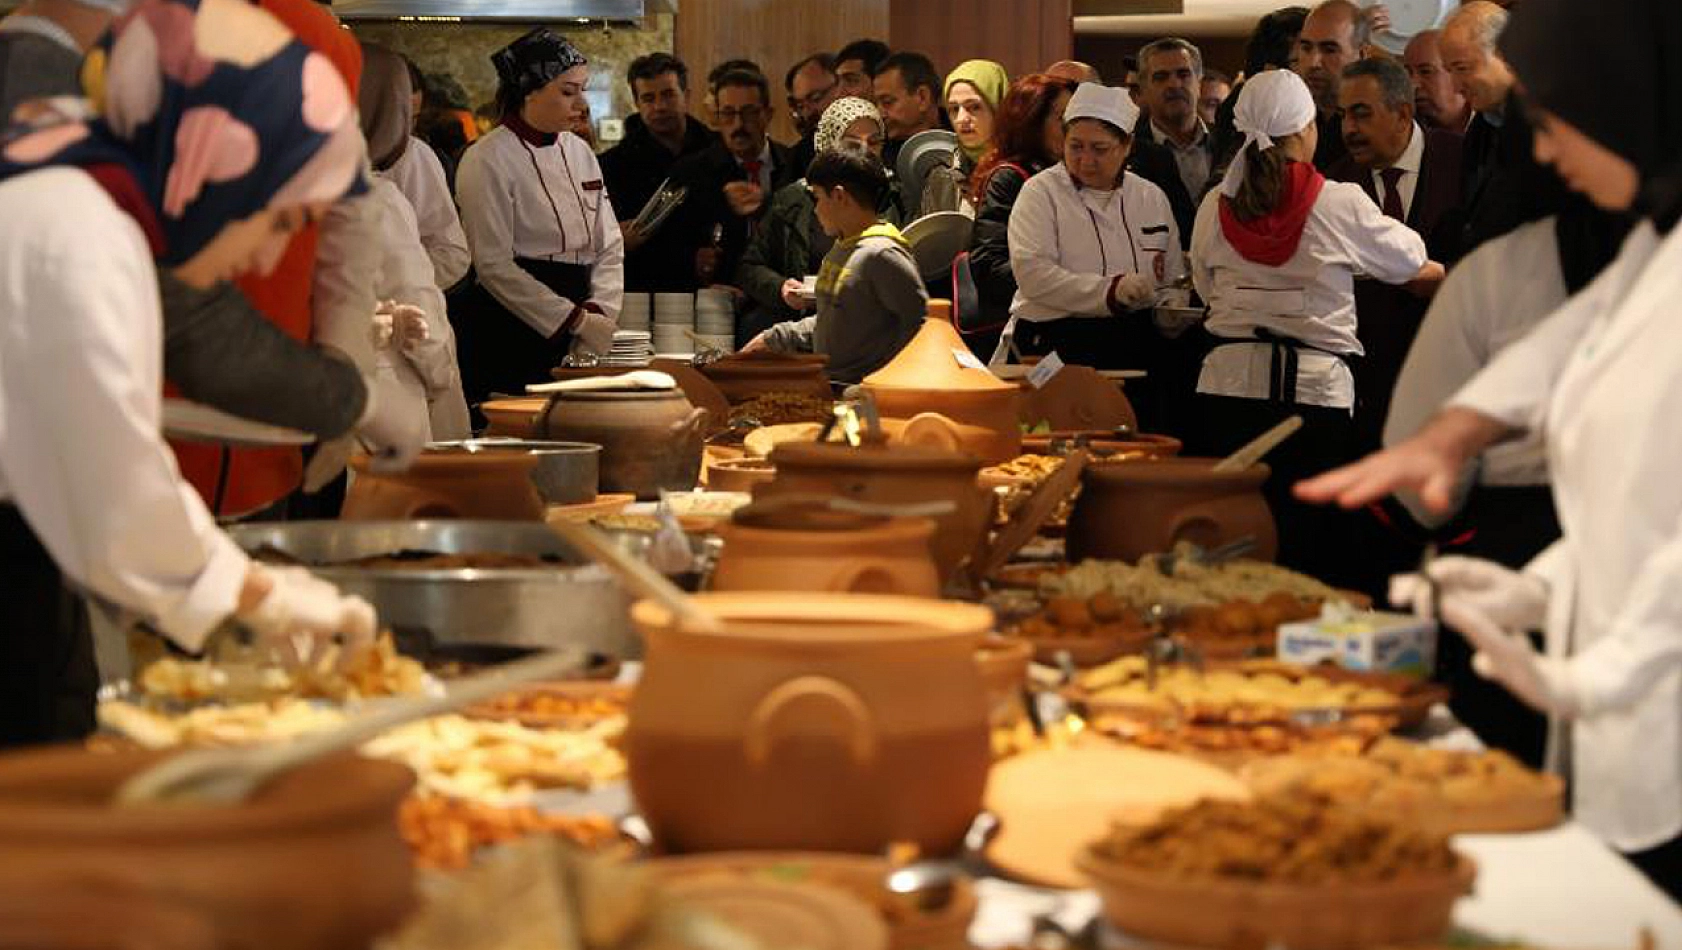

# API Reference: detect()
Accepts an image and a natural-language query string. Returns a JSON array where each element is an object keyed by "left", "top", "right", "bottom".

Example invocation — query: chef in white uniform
[
  {"left": 385, "top": 59, "right": 470, "bottom": 292},
  {"left": 0, "top": 0, "right": 377, "bottom": 747},
  {"left": 1001, "top": 83, "right": 1183, "bottom": 398},
  {"left": 454, "top": 28, "right": 623, "bottom": 410},
  {"left": 1301, "top": 0, "right": 1682, "bottom": 898},
  {"left": 1187, "top": 69, "right": 1441, "bottom": 587}
]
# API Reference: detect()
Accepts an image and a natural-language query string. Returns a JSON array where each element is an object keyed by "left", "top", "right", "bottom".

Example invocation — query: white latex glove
[
  {"left": 358, "top": 362, "right": 429, "bottom": 472},
  {"left": 568, "top": 309, "right": 618, "bottom": 361},
  {"left": 1439, "top": 597, "right": 1580, "bottom": 716},
  {"left": 238, "top": 565, "right": 376, "bottom": 666},
  {"left": 1389, "top": 555, "right": 1550, "bottom": 630},
  {"left": 377, "top": 299, "right": 430, "bottom": 349},
  {"left": 1112, "top": 273, "right": 1157, "bottom": 311}
]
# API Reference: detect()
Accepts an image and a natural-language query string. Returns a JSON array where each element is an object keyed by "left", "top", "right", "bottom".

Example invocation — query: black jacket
[
  {"left": 1128, "top": 119, "right": 1206, "bottom": 250},
  {"left": 667, "top": 139, "right": 800, "bottom": 293},
  {"left": 967, "top": 159, "right": 1049, "bottom": 324},
  {"left": 1456, "top": 94, "right": 1574, "bottom": 262},
  {"left": 598, "top": 114, "right": 718, "bottom": 292}
]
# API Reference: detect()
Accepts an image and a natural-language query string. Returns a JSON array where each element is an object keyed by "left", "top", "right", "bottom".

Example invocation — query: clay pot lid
[
  {"left": 769, "top": 439, "right": 980, "bottom": 472},
  {"left": 662, "top": 877, "right": 888, "bottom": 950},
  {"left": 730, "top": 494, "right": 889, "bottom": 532},
  {"left": 1081, "top": 456, "right": 1270, "bottom": 486},
  {"left": 863, "top": 300, "right": 1014, "bottom": 394}
]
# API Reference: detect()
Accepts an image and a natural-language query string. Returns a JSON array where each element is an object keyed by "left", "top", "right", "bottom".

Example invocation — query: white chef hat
[
  {"left": 1219, "top": 69, "right": 1318, "bottom": 197},
  {"left": 1063, "top": 82, "right": 1140, "bottom": 138}
]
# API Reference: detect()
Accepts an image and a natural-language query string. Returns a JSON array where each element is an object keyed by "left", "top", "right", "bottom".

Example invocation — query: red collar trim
[{"left": 503, "top": 111, "right": 558, "bottom": 148}]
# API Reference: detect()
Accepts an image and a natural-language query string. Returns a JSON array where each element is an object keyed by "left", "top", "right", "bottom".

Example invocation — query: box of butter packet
[{"left": 1276, "top": 602, "right": 1437, "bottom": 677}]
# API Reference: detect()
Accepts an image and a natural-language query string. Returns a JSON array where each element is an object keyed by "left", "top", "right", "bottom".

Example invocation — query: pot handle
[
  {"left": 830, "top": 561, "right": 900, "bottom": 595},
  {"left": 744, "top": 675, "right": 877, "bottom": 769},
  {"left": 669, "top": 406, "right": 710, "bottom": 442},
  {"left": 898, "top": 412, "right": 963, "bottom": 453}
]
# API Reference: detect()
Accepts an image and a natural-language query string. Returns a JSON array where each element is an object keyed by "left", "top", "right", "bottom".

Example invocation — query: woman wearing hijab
[
  {"left": 359, "top": 41, "right": 471, "bottom": 442},
  {"left": 918, "top": 59, "right": 1009, "bottom": 217},
  {"left": 1186, "top": 69, "right": 1442, "bottom": 588},
  {"left": 1000, "top": 84, "right": 1182, "bottom": 392},
  {"left": 453, "top": 28, "right": 623, "bottom": 411},
  {"left": 0, "top": 0, "right": 378, "bottom": 747},
  {"left": 735, "top": 96, "right": 897, "bottom": 341},
  {"left": 1300, "top": 0, "right": 1682, "bottom": 897}
]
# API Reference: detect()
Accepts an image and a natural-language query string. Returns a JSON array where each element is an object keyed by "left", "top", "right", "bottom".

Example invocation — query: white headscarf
[
  {"left": 1219, "top": 69, "right": 1318, "bottom": 197},
  {"left": 815, "top": 96, "right": 885, "bottom": 156}
]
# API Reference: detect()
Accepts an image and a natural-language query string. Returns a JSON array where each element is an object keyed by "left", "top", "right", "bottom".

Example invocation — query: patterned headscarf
[
  {"left": 492, "top": 28, "right": 587, "bottom": 107},
  {"left": 815, "top": 96, "right": 884, "bottom": 156},
  {"left": 0, "top": 0, "right": 366, "bottom": 265}
]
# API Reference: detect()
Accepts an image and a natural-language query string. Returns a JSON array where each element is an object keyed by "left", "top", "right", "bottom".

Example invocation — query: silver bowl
[{"left": 428, "top": 438, "right": 600, "bottom": 505}]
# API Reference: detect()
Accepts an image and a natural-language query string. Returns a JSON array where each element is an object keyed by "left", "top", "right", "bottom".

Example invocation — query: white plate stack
[
  {"left": 618, "top": 292, "right": 651, "bottom": 332},
  {"left": 652, "top": 292, "right": 695, "bottom": 356},
  {"left": 604, "top": 330, "right": 653, "bottom": 366},
  {"left": 694, "top": 288, "right": 736, "bottom": 355}
]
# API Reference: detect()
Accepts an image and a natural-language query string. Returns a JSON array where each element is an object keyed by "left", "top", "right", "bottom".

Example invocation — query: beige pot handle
[
  {"left": 744, "top": 675, "right": 877, "bottom": 769},
  {"left": 669, "top": 406, "right": 710, "bottom": 442}
]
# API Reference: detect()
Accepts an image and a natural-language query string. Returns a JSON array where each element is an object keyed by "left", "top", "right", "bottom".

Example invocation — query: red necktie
[
  {"left": 1379, "top": 166, "right": 1405, "bottom": 221},
  {"left": 742, "top": 159, "right": 763, "bottom": 186}
]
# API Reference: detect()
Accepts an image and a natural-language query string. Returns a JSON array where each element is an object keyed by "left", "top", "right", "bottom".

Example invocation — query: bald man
[
  {"left": 1294, "top": 0, "right": 1371, "bottom": 170},
  {"left": 1045, "top": 59, "right": 1100, "bottom": 84},
  {"left": 1404, "top": 30, "right": 1472, "bottom": 132}
]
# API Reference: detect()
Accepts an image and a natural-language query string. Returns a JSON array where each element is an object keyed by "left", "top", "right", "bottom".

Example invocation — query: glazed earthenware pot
[
  {"left": 480, "top": 397, "right": 547, "bottom": 438},
  {"left": 1018, "top": 364, "right": 1137, "bottom": 432},
  {"left": 342, "top": 450, "right": 545, "bottom": 521},
  {"left": 698, "top": 352, "right": 832, "bottom": 405},
  {"left": 706, "top": 457, "right": 777, "bottom": 494},
  {"left": 711, "top": 516, "right": 940, "bottom": 597},
  {"left": 537, "top": 389, "right": 709, "bottom": 499},
  {"left": 0, "top": 748, "right": 414, "bottom": 950},
  {"left": 761, "top": 440, "right": 990, "bottom": 582},
  {"left": 861, "top": 301, "right": 1021, "bottom": 464},
  {"left": 1066, "top": 457, "right": 1276, "bottom": 564},
  {"left": 548, "top": 360, "right": 733, "bottom": 437},
  {"left": 625, "top": 592, "right": 993, "bottom": 855}
]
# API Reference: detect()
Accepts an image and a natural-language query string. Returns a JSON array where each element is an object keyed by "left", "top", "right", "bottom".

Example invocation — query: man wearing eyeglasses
[
  {"left": 786, "top": 53, "right": 842, "bottom": 178},
  {"left": 668, "top": 64, "right": 798, "bottom": 292}
]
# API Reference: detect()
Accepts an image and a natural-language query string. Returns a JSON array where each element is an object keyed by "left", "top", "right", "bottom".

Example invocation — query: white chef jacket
[
  {"left": 1453, "top": 221, "right": 1682, "bottom": 852},
  {"left": 1189, "top": 181, "right": 1427, "bottom": 409},
  {"left": 312, "top": 185, "right": 382, "bottom": 378},
  {"left": 1007, "top": 166, "right": 1184, "bottom": 323},
  {"left": 367, "top": 178, "right": 471, "bottom": 442},
  {"left": 0, "top": 168, "right": 247, "bottom": 651},
  {"left": 455, "top": 125, "right": 624, "bottom": 337},
  {"left": 1385, "top": 218, "right": 1562, "bottom": 525},
  {"left": 383, "top": 137, "right": 470, "bottom": 290}
]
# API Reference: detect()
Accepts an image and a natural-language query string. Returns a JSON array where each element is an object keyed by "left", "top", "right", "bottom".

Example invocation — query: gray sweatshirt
[{"left": 763, "top": 224, "right": 928, "bottom": 384}]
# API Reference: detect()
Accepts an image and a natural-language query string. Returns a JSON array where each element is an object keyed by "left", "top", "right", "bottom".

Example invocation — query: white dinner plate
[{"left": 1365, "top": 0, "right": 1459, "bottom": 54}]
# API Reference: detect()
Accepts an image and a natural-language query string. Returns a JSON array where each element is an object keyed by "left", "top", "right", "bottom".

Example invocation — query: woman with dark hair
[
  {"left": 961, "top": 73, "right": 1077, "bottom": 349},
  {"left": 453, "top": 27, "right": 623, "bottom": 411},
  {"left": 1188, "top": 69, "right": 1442, "bottom": 588}
]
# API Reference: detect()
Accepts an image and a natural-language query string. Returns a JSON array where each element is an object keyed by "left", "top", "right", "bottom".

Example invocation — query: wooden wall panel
[
  {"left": 676, "top": 0, "right": 890, "bottom": 144},
  {"left": 887, "top": 0, "right": 1073, "bottom": 83}
]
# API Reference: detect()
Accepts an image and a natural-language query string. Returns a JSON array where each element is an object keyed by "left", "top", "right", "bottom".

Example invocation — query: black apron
[
  {"left": 1012, "top": 311, "right": 1184, "bottom": 436},
  {"left": 0, "top": 505, "right": 98, "bottom": 749},
  {"left": 450, "top": 258, "right": 589, "bottom": 418}
]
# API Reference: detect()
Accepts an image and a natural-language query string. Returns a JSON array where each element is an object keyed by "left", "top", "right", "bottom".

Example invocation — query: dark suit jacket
[
  {"left": 1455, "top": 93, "right": 1574, "bottom": 262},
  {"left": 667, "top": 139, "right": 800, "bottom": 293},
  {"left": 1127, "top": 119, "right": 1204, "bottom": 250},
  {"left": 598, "top": 114, "right": 719, "bottom": 292},
  {"left": 1327, "top": 126, "right": 1465, "bottom": 451}
]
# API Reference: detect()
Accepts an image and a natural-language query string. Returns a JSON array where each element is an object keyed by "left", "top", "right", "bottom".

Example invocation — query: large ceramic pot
[
  {"left": 480, "top": 397, "right": 547, "bottom": 438},
  {"left": 761, "top": 441, "right": 990, "bottom": 582},
  {"left": 342, "top": 450, "right": 545, "bottom": 521},
  {"left": 1066, "top": 458, "right": 1277, "bottom": 564},
  {"left": 548, "top": 360, "right": 733, "bottom": 437},
  {"left": 1018, "top": 364, "right": 1137, "bottom": 432},
  {"left": 861, "top": 301, "right": 1021, "bottom": 464},
  {"left": 0, "top": 748, "right": 414, "bottom": 950},
  {"left": 712, "top": 516, "right": 940, "bottom": 597},
  {"left": 537, "top": 389, "right": 708, "bottom": 499},
  {"left": 698, "top": 352, "right": 832, "bottom": 404},
  {"left": 625, "top": 592, "right": 994, "bottom": 855}
]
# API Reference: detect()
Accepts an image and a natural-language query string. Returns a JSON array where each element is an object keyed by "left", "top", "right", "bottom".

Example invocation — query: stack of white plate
[
  {"left": 695, "top": 287, "right": 735, "bottom": 349},
  {"left": 652, "top": 292, "right": 695, "bottom": 355},
  {"left": 603, "top": 330, "right": 653, "bottom": 366},
  {"left": 618, "top": 292, "right": 651, "bottom": 332}
]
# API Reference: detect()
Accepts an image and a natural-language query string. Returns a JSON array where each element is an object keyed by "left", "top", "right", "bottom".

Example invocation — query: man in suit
[
  {"left": 1329, "top": 57, "right": 1463, "bottom": 453},
  {"left": 667, "top": 65, "right": 799, "bottom": 294},
  {"left": 1128, "top": 36, "right": 1211, "bottom": 250}
]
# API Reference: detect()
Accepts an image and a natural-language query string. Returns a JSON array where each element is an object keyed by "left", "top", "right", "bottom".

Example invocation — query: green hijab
[{"left": 944, "top": 59, "right": 1009, "bottom": 161}]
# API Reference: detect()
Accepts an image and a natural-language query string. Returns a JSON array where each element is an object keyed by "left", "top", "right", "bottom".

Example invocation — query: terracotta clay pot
[
  {"left": 761, "top": 441, "right": 991, "bottom": 582},
  {"left": 861, "top": 301, "right": 1021, "bottom": 465},
  {"left": 712, "top": 517, "right": 940, "bottom": 597},
  {"left": 625, "top": 592, "right": 994, "bottom": 855},
  {"left": 537, "top": 389, "right": 708, "bottom": 499},
  {"left": 1020, "top": 432, "right": 1183, "bottom": 459},
  {"left": 480, "top": 397, "right": 547, "bottom": 438},
  {"left": 342, "top": 450, "right": 545, "bottom": 521},
  {"left": 548, "top": 361, "right": 733, "bottom": 437},
  {"left": 1018, "top": 365, "right": 1137, "bottom": 432},
  {"left": 1066, "top": 457, "right": 1277, "bottom": 564},
  {"left": 698, "top": 352, "right": 832, "bottom": 405},
  {"left": 0, "top": 748, "right": 414, "bottom": 950},
  {"left": 707, "top": 457, "right": 777, "bottom": 494},
  {"left": 974, "top": 636, "right": 1033, "bottom": 725}
]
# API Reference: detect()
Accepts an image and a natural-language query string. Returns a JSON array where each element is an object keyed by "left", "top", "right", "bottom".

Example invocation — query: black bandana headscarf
[{"left": 491, "top": 28, "right": 588, "bottom": 117}]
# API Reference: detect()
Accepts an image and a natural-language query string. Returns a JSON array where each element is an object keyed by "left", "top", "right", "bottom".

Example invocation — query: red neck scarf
[
  {"left": 503, "top": 110, "right": 558, "bottom": 148},
  {"left": 1218, "top": 160, "right": 1325, "bottom": 266},
  {"left": 85, "top": 164, "right": 165, "bottom": 258}
]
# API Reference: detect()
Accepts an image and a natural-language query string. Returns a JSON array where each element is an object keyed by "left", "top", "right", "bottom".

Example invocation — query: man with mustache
[
  {"left": 667, "top": 64, "right": 797, "bottom": 294},
  {"left": 1128, "top": 36, "right": 1213, "bottom": 250}
]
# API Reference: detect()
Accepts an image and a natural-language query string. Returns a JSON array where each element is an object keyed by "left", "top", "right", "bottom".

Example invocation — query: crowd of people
[{"left": 0, "top": 0, "right": 1676, "bottom": 899}]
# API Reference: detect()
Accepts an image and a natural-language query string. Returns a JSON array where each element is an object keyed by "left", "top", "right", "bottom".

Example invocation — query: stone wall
[{"left": 350, "top": 15, "right": 674, "bottom": 138}]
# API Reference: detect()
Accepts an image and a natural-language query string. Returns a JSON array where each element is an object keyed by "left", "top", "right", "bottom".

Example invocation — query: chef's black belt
[{"left": 1209, "top": 328, "right": 1358, "bottom": 406}]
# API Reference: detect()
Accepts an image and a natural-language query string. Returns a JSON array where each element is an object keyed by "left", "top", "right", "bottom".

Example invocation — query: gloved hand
[
  {"left": 357, "top": 361, "right": 430, "bottom": 472},
  {"left": 1110, "top": 273, "right": 1157, "bottom": 312},
  {"left": 1439, "top": 598, "right": 1580, "bottom": 716},
  {"left": 237, "top": 565, "right": 376, "bottom": 666},
  {"left": 377, "top": 299, "right": 430, "bottom": 349},
  {"left": 1390, "top": 555, "right": 1550, "bottom": 631},
  {"left": 568, "top": 309, "right": 618, "bottom": 361}
]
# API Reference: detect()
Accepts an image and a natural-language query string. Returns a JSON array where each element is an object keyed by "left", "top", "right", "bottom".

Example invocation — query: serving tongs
[{"left": 1152, "top": 535, "right": 1259, "bottom": 577}]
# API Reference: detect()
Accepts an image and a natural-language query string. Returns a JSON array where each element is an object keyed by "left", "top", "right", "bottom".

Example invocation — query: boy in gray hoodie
[{"left": 745, "top": 143, "right": 928, "bottom": 384}]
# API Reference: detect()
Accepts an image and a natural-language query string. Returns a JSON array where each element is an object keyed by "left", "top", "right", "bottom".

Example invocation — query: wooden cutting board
[{"left": 983, "top": 747, "right": 1251, "bottom": 889}]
